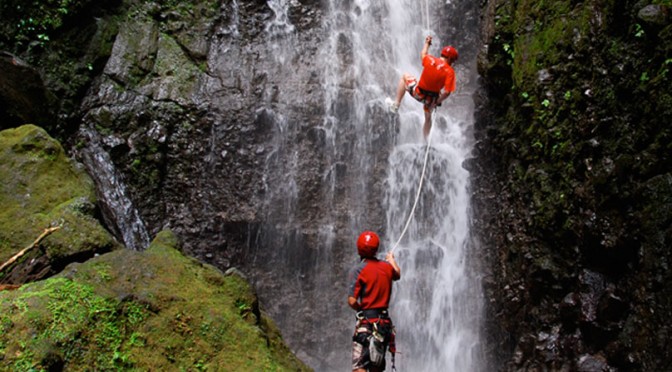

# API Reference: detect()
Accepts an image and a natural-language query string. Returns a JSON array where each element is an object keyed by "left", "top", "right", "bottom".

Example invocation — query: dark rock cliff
[
  {"left": 1, "top": 0, "right": 341, "bottom": 368},
  {"left": 474, "top": 0, "right": 671, "bottom": 370}
]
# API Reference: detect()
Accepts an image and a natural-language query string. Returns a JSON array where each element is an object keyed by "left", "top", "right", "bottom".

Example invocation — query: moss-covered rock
[
  {"left": 0, "top": 230, "right": 311, "bottom": 371},
  {"left": 0, "top": 124, "right": 120, "bottom": 284}
]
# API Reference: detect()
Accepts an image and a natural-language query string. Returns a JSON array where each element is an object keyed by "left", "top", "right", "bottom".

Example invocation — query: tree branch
[{"left": 0, "top": 226, "right": 61, "bottom": 274}]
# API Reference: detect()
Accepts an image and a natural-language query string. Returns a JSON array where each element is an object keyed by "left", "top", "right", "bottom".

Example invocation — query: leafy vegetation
[
  {"left": 486, "top": 0, "right": 671, "bottom": 239},
  {"left": 1, "top": 0, "right": 77, "bottom": 49}
]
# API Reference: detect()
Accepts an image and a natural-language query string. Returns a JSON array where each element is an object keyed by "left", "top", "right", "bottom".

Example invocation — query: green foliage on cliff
[
  {"left": 0, "top": 230, "right": 311, "bottom": 371},
  {"left": 0, "top": 0, "right": 124, "bottom": 137},
  {"left": 0, "top": 0, "right": 84, "bottom": 49}
]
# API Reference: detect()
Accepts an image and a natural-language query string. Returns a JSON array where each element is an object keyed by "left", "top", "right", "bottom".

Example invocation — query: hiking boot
[{"left": 385, "top": 97, "right": 399, "bottom": 114}]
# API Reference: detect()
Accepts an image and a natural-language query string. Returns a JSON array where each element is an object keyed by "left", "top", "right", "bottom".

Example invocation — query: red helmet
[
  {"left": 357, "top": 231, "right": 380, "bottom": 258},
  {"left": 441, "top": 46, "right": 459, "bottom": 62}
]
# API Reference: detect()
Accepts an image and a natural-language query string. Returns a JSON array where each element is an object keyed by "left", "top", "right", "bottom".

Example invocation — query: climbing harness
[{"left": 353, "top": 309, "right": 397, "bottom": 371}]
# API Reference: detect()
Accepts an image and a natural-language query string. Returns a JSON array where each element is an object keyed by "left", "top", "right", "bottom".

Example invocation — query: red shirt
[
  {"left": 418, "top": 54, "right": 456, "bottom": 94},
  {"left": 348, "top": 258, "right": 400, "bottom": 310}
]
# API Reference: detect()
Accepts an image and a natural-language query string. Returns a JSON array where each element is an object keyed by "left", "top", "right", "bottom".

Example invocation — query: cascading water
[
  {"left": 380, "top": 1, "right": 484, "bottom": 370},
  {"left": 385, "top": 90, "right": 483, "bottom": 370},
  {"left": 239, "top": 0, "right": 485, "bottom": 370},
  {"left": 78, "top": 126, "right": 150, "bottom": 251}
]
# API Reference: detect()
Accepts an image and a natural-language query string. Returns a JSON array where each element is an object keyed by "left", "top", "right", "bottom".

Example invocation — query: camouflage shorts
[
  {"left": 352, "top": 325, "right": 386, "bottom": 370},
  {"left": 352, "top": 338, "right": 366, "bottom": 370}
]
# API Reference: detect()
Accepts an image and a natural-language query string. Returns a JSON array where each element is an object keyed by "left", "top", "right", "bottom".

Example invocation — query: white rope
[
  {"left": 424, "top": 0, "right": 431, "bottom": 31},
  {"left": 390, "top": 121, "right": 433, "bottom": 253}
]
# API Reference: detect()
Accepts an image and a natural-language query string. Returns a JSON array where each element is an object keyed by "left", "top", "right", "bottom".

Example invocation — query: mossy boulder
[
  {"left": 0, "top": 230, "right": 311, "bottom": 371},
  {"left": 0, "top": 124, "right": 120, "bottom": 284}
]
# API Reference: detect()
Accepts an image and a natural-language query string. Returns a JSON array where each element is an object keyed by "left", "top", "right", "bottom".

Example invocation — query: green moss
[
  {"left": 0, "top": 126, "right": 89, "bottom": 255},
  {"left": 153, "top": 32, "right": 203, "bottom": 95},
  {"left": 511, "top": 0, "right": 595, "bottom": 91},
  {"left": 0, "top": 125, "right": 119, "bottom": 267},
  {"left": 0, "top": 230, "right": 311, "bottom": 371},
  {"left": 0, "top": 277, "right": 147, "bottom": 370}
]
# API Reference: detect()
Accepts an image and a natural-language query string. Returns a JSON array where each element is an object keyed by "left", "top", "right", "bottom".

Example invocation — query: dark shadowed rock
[
  {"left": 637, "top": 5, "right": 670, "bottom": 27},
  {"left": 474, "top": 0, "right": 672, "bottom": 369},
  {"left": 0, "top": 52, "right": 54, "bottom": 130}
]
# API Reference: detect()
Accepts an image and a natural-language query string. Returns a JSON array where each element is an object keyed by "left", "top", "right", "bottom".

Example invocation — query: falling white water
[
  {"left": 383, "top": 4, "right": 483, "bottom": 372},
  {"left": 222, "top": 0, "right": 240, "bottom": 37},
  {"left": 324, "top": 0, "right": 483, "bottom": 370},
  {"left": 386, "top": 136, "right": 481, "bottom": 371},
  {"left": 78, "top": 126, "right": 150, "bottom": 251},
  {"left": 250, "top": 0, "right": 484, "bottom": 370},
  {"left": 266, "top": 0, "right": 296, "bottom": 34}
]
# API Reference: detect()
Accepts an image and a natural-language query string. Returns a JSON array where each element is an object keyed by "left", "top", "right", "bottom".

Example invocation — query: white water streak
[
  {"left": 79, "top": 127, "right": 150, "bottom": 251},
  {"left": 259, "top": 0, "right": 483, "bottom": 369},
  {"left": 383, "top": 0, "right": 483, "bottom": 370}
]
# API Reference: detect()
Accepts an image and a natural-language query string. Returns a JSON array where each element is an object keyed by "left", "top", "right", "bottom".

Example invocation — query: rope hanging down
[{"left": 390, "top": 119, "right": 433, "bottom": 253}]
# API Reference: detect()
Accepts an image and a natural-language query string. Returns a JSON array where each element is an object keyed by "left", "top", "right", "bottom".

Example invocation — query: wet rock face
[
  {"left": 474, "top": 0, "right": 672, "bottom": 370},
  {"left": 73, "top": 0, "right": 327, "bottom": 257},
  {"left": 74, "top": 1, "right": 342, "bottom": 367}
]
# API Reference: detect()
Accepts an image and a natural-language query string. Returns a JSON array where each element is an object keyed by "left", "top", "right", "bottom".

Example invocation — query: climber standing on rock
[
  {"left": 387, "top": 35, "right": 458, "bottom": 139},
  {"left": 348, "top": 231, "right": 401, "bottom": 372}
]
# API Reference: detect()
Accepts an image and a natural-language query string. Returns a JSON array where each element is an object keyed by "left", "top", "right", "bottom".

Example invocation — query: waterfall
[
  {"left": 379, "top": 1, "right": 483, "bottom": 370},
  {"left": 385, "top": 114, "right": 481, "bottom": 370},
  {"left": 323, "top": 0, "right": 485, "bottom": 369},
  {"left": 247, "top": 0, "right": 484, "bottom": 370},
  {"left": 69, "top": 0, "right": 483, "bottom": 367}
]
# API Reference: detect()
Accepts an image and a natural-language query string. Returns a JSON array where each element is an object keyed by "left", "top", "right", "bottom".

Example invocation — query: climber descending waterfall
[
  {"left": 342, "top": 13, "right": 456, "bottom": 372},
  {"left": 377, "top": 2, "right": 483, "bottom": 370},
  {"left": 386, "top": 35, "right": 458, "bottom": 139}
]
